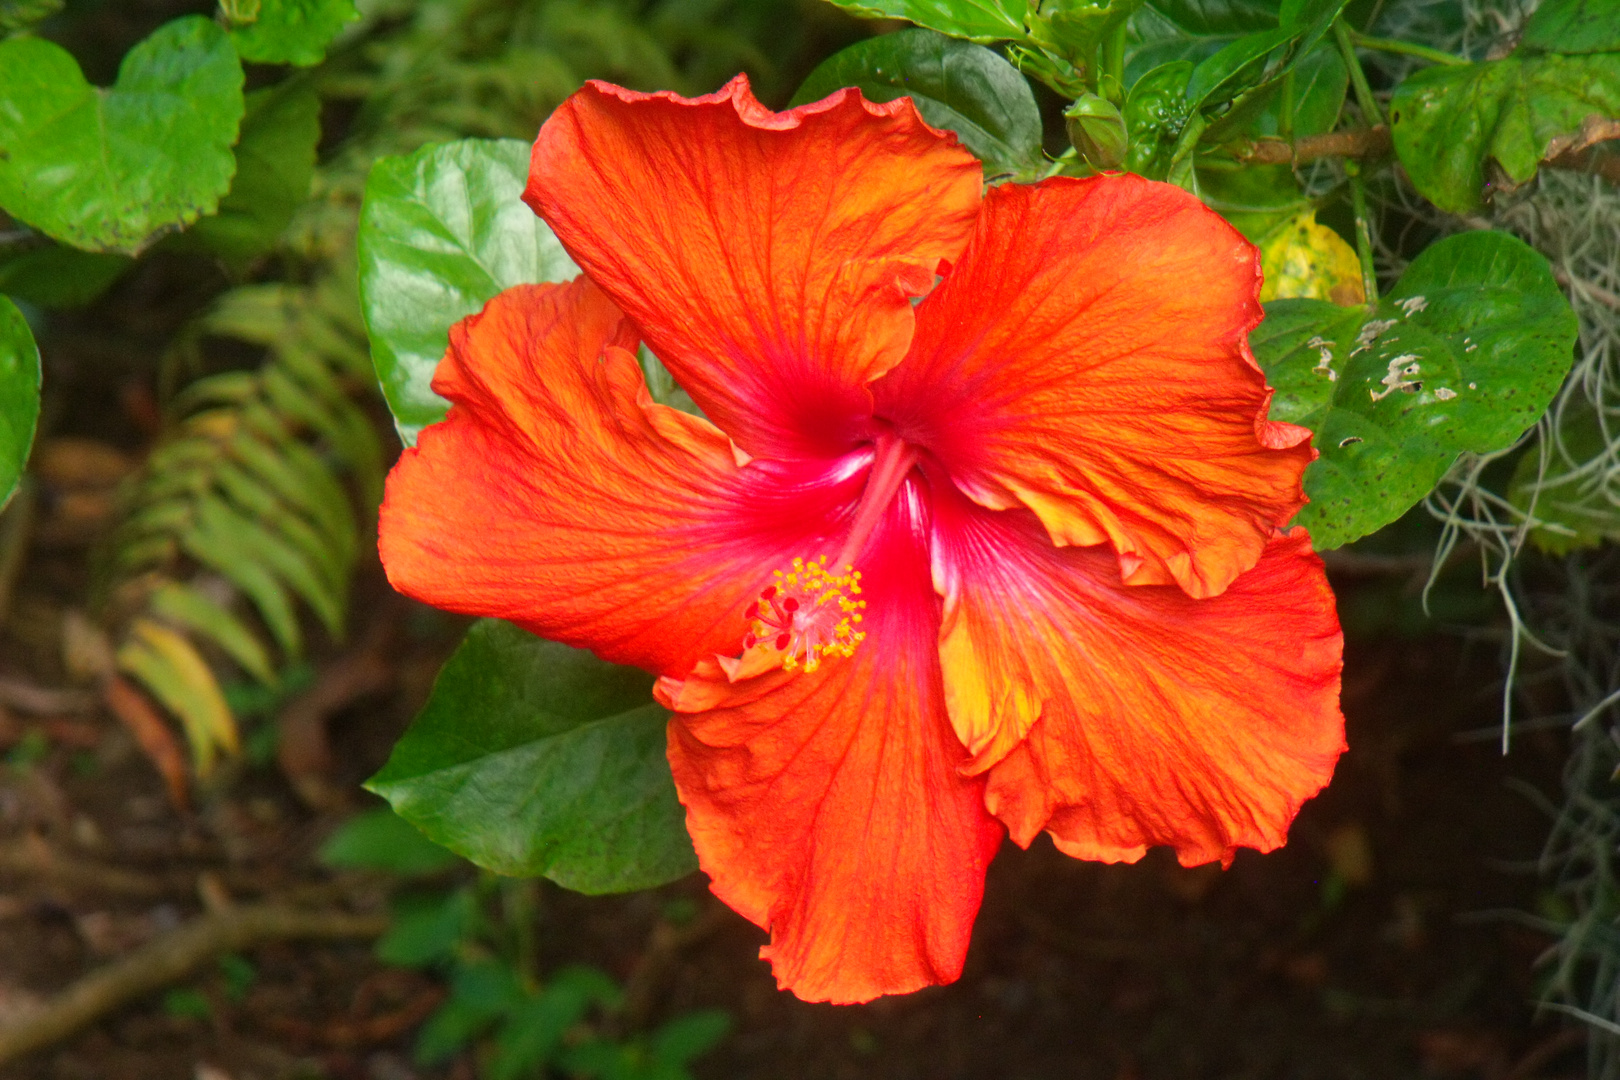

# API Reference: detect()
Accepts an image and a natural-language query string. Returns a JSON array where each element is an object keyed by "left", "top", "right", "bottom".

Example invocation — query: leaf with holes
[
  {"left": 368, "top": 619, "right": 697, "bottom": 894},
  {"left": 0, "top": 299, "right": 40, "bottom": 511},
  {"left": 358, "top": 139, "right": 578, "bottom": 445},
  {"left": 1251, "top": 230, "right": 1578, "bottom": 550},
  {"left": 791, "top": 29, "right": 1042, "bottom": 174},
  {"left": 0, "top": 16, "right": 244, "bottom": 254},
  {"left": 1390, "top": 52, "right": 1620, "bottom": 214}
]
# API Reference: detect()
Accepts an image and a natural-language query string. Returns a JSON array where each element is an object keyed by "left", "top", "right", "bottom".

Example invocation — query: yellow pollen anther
[{"left": 742, "top": 555, "right": 868, "bottom": 673}]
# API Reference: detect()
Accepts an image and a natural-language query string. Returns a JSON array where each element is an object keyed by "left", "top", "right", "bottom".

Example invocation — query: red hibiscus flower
[{"left": 379, "top": 75, "right": 1346, "bottom": 1005}]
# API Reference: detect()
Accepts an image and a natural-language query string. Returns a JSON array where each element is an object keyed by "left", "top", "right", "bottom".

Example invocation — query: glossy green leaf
[
  {"left": 1202, "top": 38, "right": 1346, "bottom": 142},
  {"left": 1146, "top": 0, "right": 1280, "bottom": 34},
  {"left": 180, "top": 85, "right": 321, "bottom": 261},
  {"left": 1251, "top": 231, "right": 1578, "bottom": 549},
  {"left": 1184, "top": 0, "right": 1344, "bottom": 110},
  {"left": 1026, "top": 0, "right": 1144, "bottom": 73},
  {"left": 0, "top": 297, "right": 39, "bottom": 510},
  {"left": 0, "top": 246, "right": 131, "bottom": 309},
  {"left": 228, "top": 0, "right": 359, "bottom": 66},
  {"left": 1124, "top": 59, "right": 1195, "bottom": 175},
  {"left": 368, "top": 619, "right": 698, "bottom": 895},
  {"left": 791, "top": 29, "right": 1043, "bottom": 174},
  {"left": 358, "top": 139, "right": 578, "bottom": 444},
  {"left": 821, "top": 0, "right": 1027, "bottom": 41},
  {"left": 1519, "top": 0, "right": 1620, "bottom": 54},
  {"left": 1390, "top": 53, "right": 1620, "bottom": 214},
  {"left": 0, "top": 17, "right": 244, "bottom": 255}
]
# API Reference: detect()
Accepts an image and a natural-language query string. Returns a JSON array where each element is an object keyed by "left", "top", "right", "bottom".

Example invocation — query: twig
[
  {"left": 278, "top": 607, "right": 400, "bottom": 809},
  {"left": 1237, "top": 126, "right": 1393, "bottom": 165},
  {"left": 615, "top": 905, "right": 730, "bottom": 1034},
  {"left": 0, "top": 835, "right": 167, "bottom": 900},
  {"left": 0, "top": 677, "right": 96, "bottom": 716},
  {"left": 0, "top": 903, "right": 389, "bottom": 1066},
  {"left": 1553, "top": 267, "right": 1620, "bottom": 311},
  {"left": 1233, "top": 123, "right": 1620, "bottom": 187}
]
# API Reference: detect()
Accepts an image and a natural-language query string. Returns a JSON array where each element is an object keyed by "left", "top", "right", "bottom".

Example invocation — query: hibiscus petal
[
  {"left": 930, "top": 486, "right": 1343, "bottom": 867},
  {"left": 657, "top": 482, "right": 1003, "bottom": 1003},
  {"left": 525, "top": 75, "right": 983, "bottom": 460},
  {"left": 875, "top": 173, "right": 1314, "bottom": 600},
  {"left": 379, "top": 278, "right": 859, "bottom": 678}
]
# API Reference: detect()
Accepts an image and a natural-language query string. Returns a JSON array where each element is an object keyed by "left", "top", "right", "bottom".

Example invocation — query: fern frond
[{"left": 96, "top": 275, "right": 382, "bottom": 779}]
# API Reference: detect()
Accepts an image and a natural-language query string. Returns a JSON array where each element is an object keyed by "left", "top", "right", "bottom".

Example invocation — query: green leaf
[
  {"left": 821, "top": 0, "right": 1028, "bottom": 41},
  {"left": 1251, "top": 231, "right": 1578, "bottom": 549},
  {"left": 1507, "top": 396, "right": 1620, "bottom": 554},
  {"left": 179, "top": 85, "right": 321, "bottom": 261},
  {"left": 0, "top": 17, "right": 245, "bottom": 255},
  {"left": 181, "top": 502, "right": 303, "bottom": 658},
  {"left": 0, "top": 0, "right": 63, "bottom": 35},
  {"left": 1026, "top": 0, "right": 1145, "bottom": 74},
  {"left": 490, "top": 969, "right": 619, "bottom": 1080},
  {"left": 149, "top": 580, "right": 277, "bottom": 686},
  {"left": 1146, "top": 0, "right": 1280, "bottom": 34},
  {"left": 1183, "top": 0, "right": 1344, "bottom": 111},
  {"left": 1203, "top": 38, "right": 1345, "bottom": 143},
  {"left": 651, "top": 1010, "right": 732, "bottom": 1065},
  {"left": 1519, "top": 0, "right": 1620, "bottom": 54},
  {"left": 790, "top": 29, "right": 1043, "bottom": 174},
  {"left": 227, "top": 0, "right": 359, "bottom": 66},
  {"left": 1390, "top": 53, "right": 1620, "bottom": 214},
  {"left": 358, "top": 139, "right": 578, "bottom": 445},
  {"left": 378, "top": 888, "right": 479, "bottom": 969},
  {"left": 0, "top": 297, "right": 40, "bottom": 510},
  {"left": 1124, "top": 59, "right": 1195, "bottom": 176},
  {"left": 0, "top": 246, "right": 131, "bottom": 309},
  {"left": 368, "top": 620, "right": 698, "bottom": 895},
  {"left": 319, "top": 806, "right": 460, "bottom": 876}
]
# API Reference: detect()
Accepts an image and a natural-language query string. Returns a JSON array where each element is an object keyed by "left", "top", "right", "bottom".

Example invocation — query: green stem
[
  {"left": 1333, "top": 17, "right": 1386, "bottom": 127},
  {"left": 1101, "top": 20, "right": 1129, "bottom": 101},
  {"left": 1042, "top": 146, "right": 1077, "bottom": 179},
  {"left": 1349, "top": 30, "right": 1468, "bottom": 66},
  {"left": 1347, "top": 162, "right": 1379, "bottom": 307},
  {"left": 1279, "top": 68, "right": 1297, "bottom": 145}
]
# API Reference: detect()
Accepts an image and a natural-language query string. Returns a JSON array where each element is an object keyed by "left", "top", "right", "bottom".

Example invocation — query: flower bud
[{"left": 1064, "top": 94, "right": 1127, "bottom": 172}]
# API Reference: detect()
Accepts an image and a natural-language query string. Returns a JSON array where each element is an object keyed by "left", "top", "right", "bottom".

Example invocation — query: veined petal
[
  {"left": 875, "top": 173, "right": 1313, "bottom": 600},
  {"left": 930, "top": 486, "right": 1343, "bottom": 866},
  {"left": 379, "top": 279, "right": 860, "bottom": 678},
  {"left": 526, "top": 75, "right": 983, "bottom": 460},
  {"left": 658, "top": 481, "right": 1003, "bottom": 1003}
]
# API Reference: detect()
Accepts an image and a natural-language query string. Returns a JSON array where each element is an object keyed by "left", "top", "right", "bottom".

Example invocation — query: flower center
[
  {"left": 744, "top": 557, "right": 866, "bottom": 673},
  {"left": 738, "top": 433, "right": 916, "bottom": 675}
]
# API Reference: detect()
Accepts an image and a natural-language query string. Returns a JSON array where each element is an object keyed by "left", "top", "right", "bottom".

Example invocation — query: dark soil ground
[{"left": 0, "top": 497, "right": 1590, "bottom": 1080}]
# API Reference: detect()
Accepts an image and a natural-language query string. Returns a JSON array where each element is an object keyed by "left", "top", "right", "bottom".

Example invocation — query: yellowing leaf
[
  {"left": 116, "top": 618, "right": 239, "bottom": 775},
  {"left": 1259, "top": 211, "right": 1365, "bottom": 306}
]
